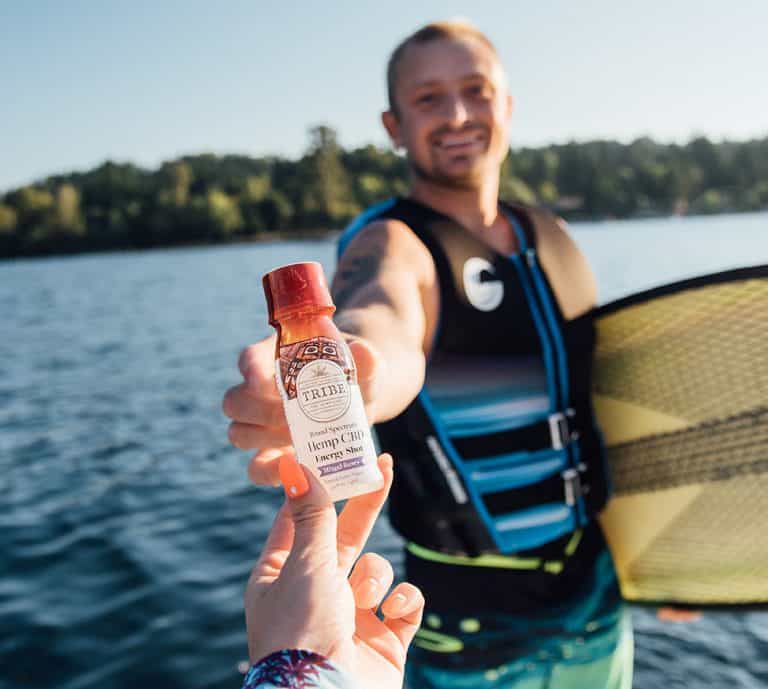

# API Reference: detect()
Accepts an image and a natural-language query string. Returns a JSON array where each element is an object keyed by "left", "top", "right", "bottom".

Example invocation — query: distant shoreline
[
  {"left": 4, "top": 209, "right": 767, "bottom": 263},
  {"left": 0, "top": 228, "right": 334, "bottom": 262},
  {"left": 3, "top": 131, "right": 766, "bottom": 260}
]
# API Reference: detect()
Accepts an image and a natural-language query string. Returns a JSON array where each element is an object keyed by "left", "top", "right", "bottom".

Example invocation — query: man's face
[{"left": 384, "top": 38, "right": 513, "bottom": 190}]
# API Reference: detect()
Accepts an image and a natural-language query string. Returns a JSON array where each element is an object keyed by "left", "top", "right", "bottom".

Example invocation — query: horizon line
[{"left": 4, "top": 129, "right": 768, "bottom": 195}]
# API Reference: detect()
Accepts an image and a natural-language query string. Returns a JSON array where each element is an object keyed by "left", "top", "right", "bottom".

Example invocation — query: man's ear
[
  {"left": 381, "top": 110, "right": 403, "bottom": 149},
  {"left": 506, "top": 93, "right": 514, "bottom": 120}
]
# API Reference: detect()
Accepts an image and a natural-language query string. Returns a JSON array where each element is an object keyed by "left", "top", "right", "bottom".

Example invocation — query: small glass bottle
[{"left": 263, "top": 261, "right": 383, "bottom": 502}]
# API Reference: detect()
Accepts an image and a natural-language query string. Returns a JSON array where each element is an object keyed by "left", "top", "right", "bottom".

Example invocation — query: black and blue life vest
[{"left": 338, "top": 198, "right": 610, "bottom": 557}]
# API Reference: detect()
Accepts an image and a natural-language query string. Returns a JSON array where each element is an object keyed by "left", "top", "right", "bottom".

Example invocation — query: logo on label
[
  {"left": 463, "top": 257, "right": 504, "bottom": 311},
  {"left": 296, "top": 359, "right": 351, "bottom": 422}
]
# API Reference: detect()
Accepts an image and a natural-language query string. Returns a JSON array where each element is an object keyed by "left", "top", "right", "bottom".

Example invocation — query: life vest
[{"left": 338, "top": 198, "right": 610, "bottom": 556}]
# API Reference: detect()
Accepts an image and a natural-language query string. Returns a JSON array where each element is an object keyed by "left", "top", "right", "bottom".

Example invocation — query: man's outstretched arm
[
  {"left": 332, "top": 218, "right": 439, "bottom": 423},
  {"left": 222, "top": 218, "right": 437, "bottom": 486}
]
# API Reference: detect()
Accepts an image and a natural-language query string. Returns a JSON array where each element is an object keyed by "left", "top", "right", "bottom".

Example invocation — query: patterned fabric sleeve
[{"left": 241, "top": 649, "right": 357, "bottom": 689}]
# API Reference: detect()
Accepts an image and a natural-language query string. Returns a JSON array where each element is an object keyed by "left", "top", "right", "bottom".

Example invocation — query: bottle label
[
  {"left": 294, "top": 358, "right": 351, "bottom": 422},
  {"left": 276, "top": 336, "right": 380, "bottom": 500}
]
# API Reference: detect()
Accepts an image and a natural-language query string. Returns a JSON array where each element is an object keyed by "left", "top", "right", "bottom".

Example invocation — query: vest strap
[
  {"left": 453, "top": 409, "right": 579, "bottom": 460},
  {"left": 482, "top": 458, "right": 590, "bottom": 516}
]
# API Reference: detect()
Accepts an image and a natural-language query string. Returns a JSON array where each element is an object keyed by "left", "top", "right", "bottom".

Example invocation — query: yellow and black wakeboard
[{"left": 593, "top": 264, "right": 768, "bottom": 606}]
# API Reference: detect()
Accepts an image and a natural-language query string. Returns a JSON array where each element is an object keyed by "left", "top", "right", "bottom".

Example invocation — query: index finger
[
  {"left": 238, "top": 336, "right": 278, "bottom": 388},
  {"left": 336, "top": 454, "right": 394, "bottom": 574}
]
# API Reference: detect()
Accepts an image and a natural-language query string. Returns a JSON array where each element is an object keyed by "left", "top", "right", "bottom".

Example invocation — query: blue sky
[{"left": 1, "top": 0, "right": 766, "bottom": 192}]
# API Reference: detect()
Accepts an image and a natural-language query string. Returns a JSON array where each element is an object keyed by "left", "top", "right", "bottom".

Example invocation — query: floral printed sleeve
[{"left": 241, "top": 649, "right": 356, "bottom": 689}]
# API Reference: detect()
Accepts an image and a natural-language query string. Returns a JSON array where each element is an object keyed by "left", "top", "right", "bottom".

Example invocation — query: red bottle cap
[{"left": 262, "top": 262, "right": 335, "bottom": 325}]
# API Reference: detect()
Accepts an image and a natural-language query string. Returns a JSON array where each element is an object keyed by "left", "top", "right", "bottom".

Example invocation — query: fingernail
[
  {"left": 357, "top": 576, "right": 379, "bottom": 603},
  {"left": 388, "top": 592, "right": 407, "bottom": 615},
  {"left": 279, "top": 455, "right": 309, "bottom": 499}
]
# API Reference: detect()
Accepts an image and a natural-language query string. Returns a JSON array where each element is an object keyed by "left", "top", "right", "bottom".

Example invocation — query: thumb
[
  {"left": 347, "top": 338, "right": 382, "bottom": 406},
  {"left": 279, "top": 455, "right": 337, "bottom": 562}
]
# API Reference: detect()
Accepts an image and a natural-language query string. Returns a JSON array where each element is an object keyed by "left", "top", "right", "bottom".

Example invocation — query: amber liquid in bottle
[{"left": 264, "top": 263, "right": 382, "bottom": 502}]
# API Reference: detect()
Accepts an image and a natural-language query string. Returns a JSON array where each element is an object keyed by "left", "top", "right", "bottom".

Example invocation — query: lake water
[{"left": 2, "top": 211, "right": 767, "bottom": 689}]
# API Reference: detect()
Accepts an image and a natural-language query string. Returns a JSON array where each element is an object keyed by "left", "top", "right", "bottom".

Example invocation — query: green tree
[
  {"left": 745, "top": 180, "right": 768, "bottom": 210},
  {"left": 499, "top": 168, "right": 537, "bottom": 205},
  {"left": 159, "top": 161, "right": 193, "bottom": 206},
  {"left": 343, "top": 143, "right": 408, "bottom": 203},
  {"left": 354, "top": 173, "right": 387, "bottom": 207},
  {"left": 691, "top": 189, "right": 727, "bottom": 214},
  {"left": 53, "top": 183, "right": 85, "bottom": 235},
  {"left": 3, "top": 133, "right": 767, "bottom": 258},
  {"left": 239, "top": 174, "right": 273, "bottom": 233},
  {"left": 298, "top": 125, "right": 359, "bottom": 227},
  {"left": 5, "top": 186, "right": 55, "bottom": 251},
  {"left": 243, "top": 174, "right": 271, "bottom": 202},
  {"left": 258, "top": 190, "right": 293, "bottom": 231},
  {"left": 0, "top": 204, "right": 19, "bottom": 256},
  {"left": 206, "top": 188, "right": 244, "bottom": 238},
  {"left": 0, "top": 203, "right": 18, "bottom": 234},
  {"left": 8, "top": 186, "right": 54, "bottom": 230}
]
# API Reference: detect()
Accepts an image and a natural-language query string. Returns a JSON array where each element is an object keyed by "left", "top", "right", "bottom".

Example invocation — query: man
[{"left": 224, "top": 20, "right": 632, "bottom": 688}]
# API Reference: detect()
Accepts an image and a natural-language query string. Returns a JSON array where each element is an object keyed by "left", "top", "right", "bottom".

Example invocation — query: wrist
[
  {"left": 243, "top": 649, "right": 355, "bottom": 689},
  {"left": 249, "top": 636, "right": 334, "bottom": 667}
]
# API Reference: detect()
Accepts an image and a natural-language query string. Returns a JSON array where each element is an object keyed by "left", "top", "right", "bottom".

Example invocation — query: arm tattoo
[
  {"left": 333, "top": 254, "right": 382, "bottom": 307},
  {"left": 332, "top": 231, "right": 389, "bottom": 308}
]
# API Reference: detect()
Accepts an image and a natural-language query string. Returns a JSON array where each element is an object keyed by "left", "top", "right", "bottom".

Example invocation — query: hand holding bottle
[
  {"left": 223, "top": 328, "right": 381, "bottom": 488},
  {"left": 245, "top": 453, "right": 424, "bottom": 689}
]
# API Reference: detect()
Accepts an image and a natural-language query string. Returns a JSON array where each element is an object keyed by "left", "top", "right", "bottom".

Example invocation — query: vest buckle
[
  {"left": 548, "top": 409, "right": 576, "bottom": 450},
  {"left": 562, "top": 467, "right": 583, "bottom": 507}
]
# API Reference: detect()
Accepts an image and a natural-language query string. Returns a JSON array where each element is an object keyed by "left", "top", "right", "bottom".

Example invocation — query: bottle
[{"left": 262, "top": 261, "right": 383, "bottom": 502}]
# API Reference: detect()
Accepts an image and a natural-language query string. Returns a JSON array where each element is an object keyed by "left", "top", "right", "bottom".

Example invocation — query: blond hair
[{"left": 386, "top": 20, "right": 500, "bottom": 115}]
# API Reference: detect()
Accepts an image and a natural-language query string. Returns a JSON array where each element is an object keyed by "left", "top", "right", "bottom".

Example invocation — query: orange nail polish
[{"left": 279, "top": 455, "right": 309, "bottom": 498}]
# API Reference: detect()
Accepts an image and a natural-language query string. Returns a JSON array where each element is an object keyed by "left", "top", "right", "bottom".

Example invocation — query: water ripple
[{"left": 2, "top": 233, "right": 767, "bottom": 688}]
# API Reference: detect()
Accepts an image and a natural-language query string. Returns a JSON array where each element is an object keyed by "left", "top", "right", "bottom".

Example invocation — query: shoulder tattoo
[{"left": 332, "top": 232, "right": 389, "bottom": 308}]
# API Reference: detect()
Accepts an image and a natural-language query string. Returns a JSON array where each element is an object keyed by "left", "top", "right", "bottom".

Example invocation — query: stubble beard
[{"left": 408, "top": 154, "right": 487, "bottom": 191}]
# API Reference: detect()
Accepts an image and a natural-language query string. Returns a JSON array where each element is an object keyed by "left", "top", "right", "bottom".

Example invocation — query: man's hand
[
  {"left": 222, "top": 334, "right": 382, "bottom": 486},
  {"left": 245, "top": 454, "right": 424, "bottom": 689}
]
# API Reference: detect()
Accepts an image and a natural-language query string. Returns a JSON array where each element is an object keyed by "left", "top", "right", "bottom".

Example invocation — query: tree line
[{"left": 1, "top": 126, "right": 767, "bottom": 258}]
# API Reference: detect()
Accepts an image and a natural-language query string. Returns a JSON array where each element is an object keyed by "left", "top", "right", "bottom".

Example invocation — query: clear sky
[{"left": 1, "top": 0, "right": 766, "bottom": 192}]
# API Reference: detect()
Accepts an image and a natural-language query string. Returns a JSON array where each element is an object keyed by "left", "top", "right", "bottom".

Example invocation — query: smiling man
[
  {"left": 224, "top": 19, "right": 632, "bottom": 689},
  {"left": 328, "top": 22, "right": 633, "bottom": 688}
]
